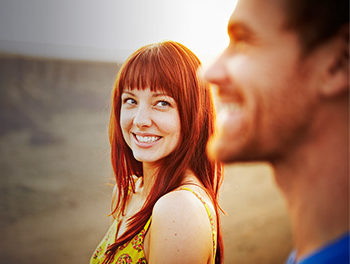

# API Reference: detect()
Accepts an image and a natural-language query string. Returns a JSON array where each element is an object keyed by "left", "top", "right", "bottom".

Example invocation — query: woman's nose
[{"left": 133, "top": 105, "right": 152, "bottom": 128}]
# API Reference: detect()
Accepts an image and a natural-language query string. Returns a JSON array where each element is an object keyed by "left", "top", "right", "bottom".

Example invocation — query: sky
[{"left": 0, "top": 0, "right": 236, "bottom": 62}]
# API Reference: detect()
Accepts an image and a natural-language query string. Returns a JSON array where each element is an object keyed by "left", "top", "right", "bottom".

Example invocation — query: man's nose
[
  {"left": 133, "top": 105, "right": 152, "bottom": 128},
  {"left": 202, "top": 53, "right": 230, "bottom": 86}
]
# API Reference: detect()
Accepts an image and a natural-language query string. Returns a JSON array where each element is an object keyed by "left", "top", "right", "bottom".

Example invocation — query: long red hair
[{"left": 105, "top": 41, "right": 223, "bottom": 263}]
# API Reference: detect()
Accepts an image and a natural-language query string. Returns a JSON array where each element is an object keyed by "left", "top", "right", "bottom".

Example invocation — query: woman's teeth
[{"left": 135, "top": 135, "right": 160, "bottom": 143}]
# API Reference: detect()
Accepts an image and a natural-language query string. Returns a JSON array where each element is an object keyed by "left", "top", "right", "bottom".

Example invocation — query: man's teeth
[
  {"left": 135, "top": 135, "right": 160, "bottom": 143},
  {"left": 221, "top": 103, "right": 241, "bottom": 112}
]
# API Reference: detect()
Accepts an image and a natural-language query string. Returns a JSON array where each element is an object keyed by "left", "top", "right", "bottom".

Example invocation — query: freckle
[{"left": 174, "top": 233, "right": 177, "bottom": 236}]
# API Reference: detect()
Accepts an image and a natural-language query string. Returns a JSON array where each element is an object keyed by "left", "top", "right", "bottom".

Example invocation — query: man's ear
[{"left": 319, "top": 25, "right": 349, "bottom": 98}]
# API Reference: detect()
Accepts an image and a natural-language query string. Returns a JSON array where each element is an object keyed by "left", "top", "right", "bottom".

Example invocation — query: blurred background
[{"left": 0, "top": 0, "right": 292, "bottom": 263}]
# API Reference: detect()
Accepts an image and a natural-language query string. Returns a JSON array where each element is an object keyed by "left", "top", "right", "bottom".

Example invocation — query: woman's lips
[{"left": 132, "top": 133, "right": 162, "bottom": 147}]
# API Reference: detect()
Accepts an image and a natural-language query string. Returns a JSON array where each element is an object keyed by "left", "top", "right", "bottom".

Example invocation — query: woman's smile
[{"left": 132, "top": 132, "right": 162, "bottom": 147}]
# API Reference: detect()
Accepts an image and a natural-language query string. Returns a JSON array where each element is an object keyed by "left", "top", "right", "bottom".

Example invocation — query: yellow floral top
[
  {"left": 90, "top": 187, "right": 216, "bottom": 264},
  {"left": 90, "top": 216, "right": 151, "bottom": 264}
]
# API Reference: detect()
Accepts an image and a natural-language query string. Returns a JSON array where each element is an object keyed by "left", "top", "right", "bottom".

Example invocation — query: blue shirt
[{"left": 286, "top": 232, "right": 350, "bottom": 264}]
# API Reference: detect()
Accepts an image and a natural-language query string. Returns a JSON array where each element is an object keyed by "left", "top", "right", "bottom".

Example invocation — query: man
[{"left": 203, "top": 0, "right": 349, "bottom": 263}]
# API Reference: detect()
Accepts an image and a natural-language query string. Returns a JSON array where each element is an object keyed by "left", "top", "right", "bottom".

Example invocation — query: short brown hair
[{"left": 283, "top": 0, "right": 349, "bottom": 53}]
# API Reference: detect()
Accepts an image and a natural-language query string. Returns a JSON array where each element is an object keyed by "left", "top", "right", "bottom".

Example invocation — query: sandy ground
[{"left": 0, "top": 56, "right": 293, "bottom": 264}]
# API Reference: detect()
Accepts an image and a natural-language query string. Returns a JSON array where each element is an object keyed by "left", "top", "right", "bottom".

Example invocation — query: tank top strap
[
  {"left": 178, "top": 187, "right": 217, "bottom": 259},
  {"left": 143, "top": 215, "right": 152, "bottom": 232}
]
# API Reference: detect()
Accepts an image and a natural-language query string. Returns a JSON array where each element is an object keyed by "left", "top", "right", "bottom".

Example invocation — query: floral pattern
[
  {"left": 90, "top": 219, "right": 150, "bottom": 264},
  {"left": 131, "top": 229, "right": 145, "bottom": 252},
  {"left": 136, "top": 257, "right": 147, "bottom": 264},
  {"left": 116, "top": 253, "right": 132, "bottom": 264},
  {"left": 92, "top": 246, "right": 102, "bottom": 259}
]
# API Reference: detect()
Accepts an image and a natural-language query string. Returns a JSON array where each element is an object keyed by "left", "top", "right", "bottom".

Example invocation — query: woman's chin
[{"left": 133, "top": 154, "right": 157, "bottom": 164}]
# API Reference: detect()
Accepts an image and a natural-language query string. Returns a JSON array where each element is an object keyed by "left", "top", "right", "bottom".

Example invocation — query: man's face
[{"left": 204, "top": 0, "right": 319, "bottom": 163}]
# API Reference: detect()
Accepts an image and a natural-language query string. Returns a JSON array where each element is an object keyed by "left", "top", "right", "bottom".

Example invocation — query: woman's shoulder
[
  {"left": 152, "top": 189, "right": 211, "bottom": 238},
  {"left": 152, "top": 187, "right": 215, "bottom": 229},
  {"left": 148, "top": 188, "right": 214, "bottom": 263},
  {"left": 153, "top": 188, "right": 208, "bottom": 215},
  {"left": 154, "top": 189, "right": 212, "bottom": 231}
]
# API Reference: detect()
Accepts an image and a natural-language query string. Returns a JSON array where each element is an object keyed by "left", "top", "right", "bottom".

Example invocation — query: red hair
[{"left": 105, "top": 41, "right": 223, "bottom": 263}]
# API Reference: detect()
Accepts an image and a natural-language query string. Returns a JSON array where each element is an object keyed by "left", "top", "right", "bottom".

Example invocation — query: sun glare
[
  {"left": 114, "top": 0, "right": 238, "bottom": 63},
  {"left": 170, "top": 0, "right": 238, "bottom": 63}
]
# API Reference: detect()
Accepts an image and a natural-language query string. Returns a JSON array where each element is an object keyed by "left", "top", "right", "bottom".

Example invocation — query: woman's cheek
[{"left": 120, "top": 111, "right": 133, "bottom": 144}]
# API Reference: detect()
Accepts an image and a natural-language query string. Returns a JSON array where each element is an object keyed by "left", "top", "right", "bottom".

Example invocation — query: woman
[{"left": 91, "top": 41, "right": 223, "bottom": 264}]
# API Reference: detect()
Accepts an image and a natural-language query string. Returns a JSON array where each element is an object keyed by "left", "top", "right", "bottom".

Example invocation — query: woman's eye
[
  {"left": 123, "top": 98, "right": 136, "bottom": 105},
  {"left": 156, "top": 101, "right": 170, "bottom": 107}
]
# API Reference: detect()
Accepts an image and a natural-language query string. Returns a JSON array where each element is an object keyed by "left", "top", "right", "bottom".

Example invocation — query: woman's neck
[
  {"left": 141, "top": 162, "right": 159, "bottom": 199},
  {"left": 141, "top": 165, "right": 200, "bottom": 197}
]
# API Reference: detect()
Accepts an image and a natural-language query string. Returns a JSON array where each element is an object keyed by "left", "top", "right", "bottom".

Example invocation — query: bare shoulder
[
  {"left": 148, "top": 190, "right": 213, "bottom": 263},
  {"left": 153, "top": 189, "right": 209, "bottom": 220}
]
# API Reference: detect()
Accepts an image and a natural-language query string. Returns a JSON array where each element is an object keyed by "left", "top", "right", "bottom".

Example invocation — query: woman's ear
[{"left": 320, "top": 25, "right": 349, "bottom": 98}]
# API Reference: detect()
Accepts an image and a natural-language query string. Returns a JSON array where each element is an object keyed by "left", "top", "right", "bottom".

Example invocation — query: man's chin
[
  {"left": 207, "top": 134, "right": 268, "bottom": 164},
  {"left": 207, "top": 135, "right": 281, "bottom": 164},
  {"left": 207, "top": 135, "right": 241, "bottom": 164}
]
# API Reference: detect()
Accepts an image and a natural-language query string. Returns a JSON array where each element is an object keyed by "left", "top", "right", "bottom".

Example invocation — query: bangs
[{"left": 118, "top": 44, "right": 188, "bottom": 99}]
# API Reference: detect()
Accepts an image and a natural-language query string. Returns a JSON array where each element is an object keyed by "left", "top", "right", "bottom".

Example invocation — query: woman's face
[{"left": 120, "top": 87, "right": 181, "bottom": 165}]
